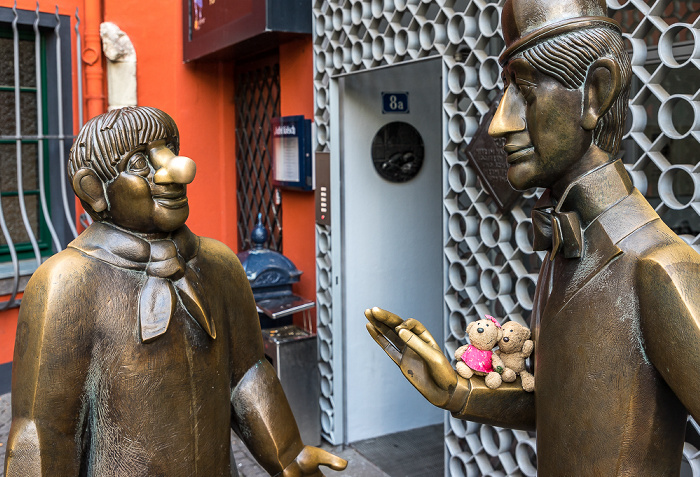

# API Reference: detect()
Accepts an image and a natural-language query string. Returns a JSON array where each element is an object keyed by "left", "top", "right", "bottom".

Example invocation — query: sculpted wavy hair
[
  {"left": 521, "top": 26, "right": 632, "bottom": 155},
  {"left": 68, "top": 106, "right": 179, "bottom": 184}
]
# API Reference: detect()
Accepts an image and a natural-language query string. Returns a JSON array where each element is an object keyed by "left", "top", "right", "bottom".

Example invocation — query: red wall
[
  {"left": 103, "top": 0, "right": 238, "bottom": 248},
  {"left": 279, "top": 38, "right": 317, "bottom": 330},
  {"left": 0, "top": 1, "right": 317, "bottom": 361}
]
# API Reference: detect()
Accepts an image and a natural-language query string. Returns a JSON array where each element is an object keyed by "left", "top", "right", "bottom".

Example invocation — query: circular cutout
[
  {"left": 332, "top": 8, "right": 343, "bottom": 30},
  {"left": 447, "top": 13, "right": 466, "bottom": 44},
  {"left": 318, "top": 304, "right": 331, "bottom": 326},
  {"left": 449, "top": 413, "right": 467, "bottom": 438},
  {"left": 514, "top": 218, "right": 534, "bottom": 254},
  {"left": 515, "top": 274, "right": 538, "bottom": 311},
  {"left": 317, "top": 123, "right": 328, "bottom": 146},
  {"left": 321, "top": 375, "right": 332, "bottom": 397},
  {"left": 318, "top": 230, "right": 330, "bottom": 254},
  {"left": 480, "top": 425, "right": 513, "bottom": 456},
  {"left": 478, "top": 4, "right": 500, "bottom": 37},
  {"left": 658, "top": 95, "right": 697, "bottom": 139},
  {"left": 449, "top": 261, "right": 469, "bottom": 290},
  {"left": 449, "top": 310, "right": 468, "bottom": 339},
  {"left": 515, "top": 439, "right": 538, "bottom": 476},
  {"left": 448, "top": 455, "right": 468, "bottom": 477},
  {"left": 479, "top": 57, "right": 501, "bottom": 90},
  {"left": 658, "top": 164, "right": 699, "bottom": 210},
  {"left": 372, "top": 36, "right": 385, "bottom": 61},
  {"left": 448, "top": 162, "right": 477, "bottom": 191},
  {"left": 371, "top": 122, "right": 425, "bottom": 183},
  {"left": 658, "top": 24, "right": 699, "bottom": 68},
  {"left": 448, "top": 64, "right": 467, "bottom": 94},
  {"left": 319, "top": 339, "right": 332, "bottom": 361}
]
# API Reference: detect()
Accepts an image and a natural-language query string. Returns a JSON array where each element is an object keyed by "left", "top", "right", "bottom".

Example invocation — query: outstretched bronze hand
[
  {"left": 365, "top": 307, "right": 468, "bottom": 412},
  {"left": 282, "top": 446, "right": 348, "bottom": 476}
]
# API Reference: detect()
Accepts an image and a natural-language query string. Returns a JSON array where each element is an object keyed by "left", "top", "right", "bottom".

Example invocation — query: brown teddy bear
[
  {"left": 454, "top": 315, "right": 503, "bottom": 389},
  {"left": 492, "top": 320, "right": 535, "bottom": 392}
]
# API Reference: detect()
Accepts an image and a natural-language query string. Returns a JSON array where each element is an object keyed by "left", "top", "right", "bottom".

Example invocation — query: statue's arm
[
  {"left": 225, "top": 248, "right": 345, "bottom": 476},
  {"left": 366, "top": 309, "right": 536, "bottom": 431},
  {"left": 449, "top": 376, "right": 536, "bottom": 431},
  {"left": 638, "top": 252, "right": 700, "bottom": 420},
  {"left": 4, "top": 256, "right": 91, "bottom": 476}
]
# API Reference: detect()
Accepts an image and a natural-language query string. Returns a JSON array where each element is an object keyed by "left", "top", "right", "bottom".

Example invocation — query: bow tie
[
  {"left": 69, "top": 223, "right": 216, "bottom": 343},
  {"left": 532, "top": 191, "right": 583, "bottom": 260}
]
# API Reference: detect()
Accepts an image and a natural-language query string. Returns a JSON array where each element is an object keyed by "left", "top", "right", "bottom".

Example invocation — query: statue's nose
[
  {"left": 151, "top": 146, "right": 196, "bottom": 184},
  {"left": 488, "top": 83, "right": 527, "bottom": 138},
  {"left": 503, "top": 337, "right": 510, "bottom": 342},
  {"left": 477, "top": 327, "right": 484, "bottom": 333}
]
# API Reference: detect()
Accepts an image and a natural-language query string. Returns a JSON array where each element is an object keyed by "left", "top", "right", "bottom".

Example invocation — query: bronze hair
[
  {"left": 68, "top": 106, "right": 180, "bottom": 184},
  {"left": 522, "top": 26, "right": 631, "bottom": 154}
]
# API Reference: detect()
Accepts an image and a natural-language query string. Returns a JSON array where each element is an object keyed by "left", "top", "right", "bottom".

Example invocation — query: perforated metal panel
[{"left": 313, "top": 0, "right": 700, "bottom": 474}]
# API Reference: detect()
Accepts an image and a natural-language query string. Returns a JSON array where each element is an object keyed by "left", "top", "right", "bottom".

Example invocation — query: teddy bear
[
  {"left": 454, "top": 315, "right": 503, "bottom": 389},
  {"left": 492, "top": 320, "right": 535, "bottom": 392}
]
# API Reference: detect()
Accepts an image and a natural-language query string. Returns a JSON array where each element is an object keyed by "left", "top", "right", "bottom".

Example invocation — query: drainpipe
[
  {"left": 100, "top": 22, "right": 136, "bottom": 110},
  {"left": 82, "top": 0, "right": 104, "bottom": 120}
]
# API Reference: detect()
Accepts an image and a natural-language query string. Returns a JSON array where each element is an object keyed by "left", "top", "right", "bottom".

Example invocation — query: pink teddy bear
[{"left": 454, "top": 315, "right": 503, "bottom": 389}]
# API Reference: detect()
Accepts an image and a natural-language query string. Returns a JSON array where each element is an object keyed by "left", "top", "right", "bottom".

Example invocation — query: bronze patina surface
[
  {"left": 4, "top": 107, "right": 347, "bottom": 476},
  {"left": 366, "top": 0, "right": 700, "bottom": 474}
]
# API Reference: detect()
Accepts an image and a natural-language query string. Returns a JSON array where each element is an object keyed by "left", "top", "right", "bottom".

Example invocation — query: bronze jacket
[
  {"left": 5, "top": 223, "right": 304, "bottom": 476},
  {"left": 454, "top": 160, "right": 700, "bottom": 475}
]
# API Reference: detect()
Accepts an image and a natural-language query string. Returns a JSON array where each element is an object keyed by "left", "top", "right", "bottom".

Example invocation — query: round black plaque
[{"left": 371, "top": 122, "right": 424, "bottom": 183}]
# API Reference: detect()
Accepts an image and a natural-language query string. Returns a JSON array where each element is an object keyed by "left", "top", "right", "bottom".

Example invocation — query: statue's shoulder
[
  {"left": 195, "top": 235, "right": 246, "bottom": 276},
  {"left": 28, "top": 247, "right": 96, "bottom": 288}
]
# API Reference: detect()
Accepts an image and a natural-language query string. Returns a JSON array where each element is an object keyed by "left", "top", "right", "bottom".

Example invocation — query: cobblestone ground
[{"left": 0, "top": 392, "right": 384, "bottom": 477}]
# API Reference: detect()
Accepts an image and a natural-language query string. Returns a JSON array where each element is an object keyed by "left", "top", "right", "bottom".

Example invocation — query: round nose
[
  {"left": 503, "top": 337, "right": 510, "bottom": 342},
  {"left": 477, "top": 327, "right": 484, "bottom": 333},
  {"left": 154, "top": 155, "right": 197, "bottom": 184}
]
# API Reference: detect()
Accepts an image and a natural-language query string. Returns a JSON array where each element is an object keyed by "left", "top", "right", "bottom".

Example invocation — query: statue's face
[
  {"left": 105, "top": 138, "right": 196, "bottom": 234},
  {"left": 489, "top": 57, "right": 594, "bottom": 191}
]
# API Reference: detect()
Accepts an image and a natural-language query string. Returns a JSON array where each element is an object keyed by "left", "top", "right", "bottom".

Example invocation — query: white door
[{"left": 334, "top": 58, "right": 444, "bottom": 442}]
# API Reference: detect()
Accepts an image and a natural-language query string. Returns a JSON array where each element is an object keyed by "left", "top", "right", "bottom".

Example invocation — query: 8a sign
[{"left": 382, "top": 92, "right": 410, "bottom": 114}]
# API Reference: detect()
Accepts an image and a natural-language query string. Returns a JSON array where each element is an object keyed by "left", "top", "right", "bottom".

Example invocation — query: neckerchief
[{"left": 69, "top": 222, "right": 215, "bottom": 343}]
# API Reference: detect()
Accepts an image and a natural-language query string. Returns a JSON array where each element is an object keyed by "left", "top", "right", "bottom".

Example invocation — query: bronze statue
[
  {"left": 366, "top": 0, "right": 700, "bottom": 474},
  {"left": 4, "top": 107, "right": 347, "bottom": 476}
]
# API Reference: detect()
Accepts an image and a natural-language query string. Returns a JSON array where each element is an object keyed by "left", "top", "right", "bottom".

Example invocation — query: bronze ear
[
  {"left": 73, "top": 168, "right": 108, "bottom": 214},
  {"left": 581, "top": 57, "right": 622, "bottom": 131}
]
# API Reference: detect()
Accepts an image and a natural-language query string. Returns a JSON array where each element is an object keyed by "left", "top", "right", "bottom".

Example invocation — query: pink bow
[{"left": 485, "top": 315, "right": 501, "bottom": 328}]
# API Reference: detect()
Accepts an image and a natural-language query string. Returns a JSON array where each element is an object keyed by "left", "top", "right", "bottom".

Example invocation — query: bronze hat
[{"left": 499, "top": 0, "right": 621, "bottom": 64}]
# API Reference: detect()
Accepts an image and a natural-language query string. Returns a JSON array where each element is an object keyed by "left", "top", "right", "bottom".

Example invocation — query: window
[{"left": 0, "top": 7, "right": 77, "bottom": 308}]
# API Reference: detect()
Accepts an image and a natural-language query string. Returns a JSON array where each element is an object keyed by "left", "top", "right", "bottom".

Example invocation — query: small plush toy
[
  {"left": 492, "top": 320, "right": 535, "bottom": 392},
  {"left": 454, "top": 315, "right": 503, "bottom": 389}
]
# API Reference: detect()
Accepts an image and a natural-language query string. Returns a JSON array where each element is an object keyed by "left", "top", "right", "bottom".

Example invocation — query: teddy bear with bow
[{"left": 454, "top": 315, "right": 503, "bottom": 389}]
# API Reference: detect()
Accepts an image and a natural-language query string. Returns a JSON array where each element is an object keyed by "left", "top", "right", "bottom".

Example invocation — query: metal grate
[
  {"left": 0, "top": 5, "right": 81, "bottom": 311},
  {"left": 234, "top": 58, "right": 282, "bottom": 252}
]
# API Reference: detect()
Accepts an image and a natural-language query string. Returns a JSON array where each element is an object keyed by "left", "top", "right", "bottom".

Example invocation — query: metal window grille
[
  {"left": 0, "top": 5, "right": 82, "bottom": 311},
  {"left": 235, "top": 57, "right": 283, "bottom": 252}
]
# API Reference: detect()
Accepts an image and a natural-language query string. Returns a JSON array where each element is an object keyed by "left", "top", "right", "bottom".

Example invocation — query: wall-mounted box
[
  {"left": 271, "top": 116, "right": 313, "bottom": 191},
  {"left": 182, "top": 0, "right": 312, "bottom": 62}
]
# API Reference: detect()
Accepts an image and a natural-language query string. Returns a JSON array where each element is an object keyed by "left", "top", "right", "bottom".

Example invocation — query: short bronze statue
[
  {"left": 4, "top": 107, "right": 347, "bottom": 476},
  {"left": 366, "top": 0, "right": 700, "bottom": 474}
]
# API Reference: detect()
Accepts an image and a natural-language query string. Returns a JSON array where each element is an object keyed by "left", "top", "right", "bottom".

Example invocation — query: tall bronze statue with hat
[
  {"left": 4, "top": 106, "right": 347, "bottom": 476},
  {"left": 366, "top": 0, "right": 700, "bottom": 474}
]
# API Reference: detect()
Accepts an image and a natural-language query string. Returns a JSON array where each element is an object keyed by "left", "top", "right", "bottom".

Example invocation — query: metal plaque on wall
[
  {"left": 463, "top": 102, "right": 520, "bottom": 213},
  {"left": 371, "top": 121, "right": 424, "bottom": 183}
]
